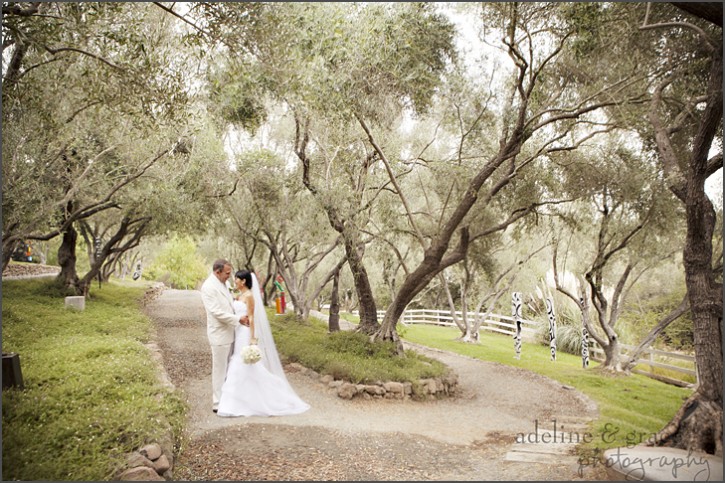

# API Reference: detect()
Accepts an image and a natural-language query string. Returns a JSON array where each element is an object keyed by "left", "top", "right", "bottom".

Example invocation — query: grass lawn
[
  {"left": 400, "top": 323, "right": 692, "bottom": 453},
  {"left": 1, "top": 279, "right": 185, "bottom": 481}
]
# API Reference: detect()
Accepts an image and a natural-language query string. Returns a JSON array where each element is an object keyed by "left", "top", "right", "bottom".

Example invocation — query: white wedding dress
[{"left": 217, "top": 279, "right": 310, "bottom": 417}]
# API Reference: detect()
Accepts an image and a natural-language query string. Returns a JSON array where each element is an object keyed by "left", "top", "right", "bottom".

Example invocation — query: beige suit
[{"left": 200, "top": 273, "right": 239, "bottom": 409}]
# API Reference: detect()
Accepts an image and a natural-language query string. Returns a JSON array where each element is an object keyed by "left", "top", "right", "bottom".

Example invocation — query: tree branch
[
  {"left": 2, "top": 3, "right": 41, "bottom": 17},
  {"left": 706, "top": 153, "right": 723, "bottom": 178},
  {"left": 152, "top": 2, "right": 212, "bottom": 37},
  {"left": 44, "top": 46, "right": 124, "bottom": 71},
  {"left": 641, "top": 3, "right": 717, "bottom": 52},
  {"left": 623, "top": 294, "right": 690, "bottom": 372},
  {"left": 356, "top": 112, "right": 427, "bottom": 249}
]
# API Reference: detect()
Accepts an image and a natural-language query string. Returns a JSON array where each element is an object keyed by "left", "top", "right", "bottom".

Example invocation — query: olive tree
[{"left": 2, "top": 2, "right": 216, "bottom": 294}]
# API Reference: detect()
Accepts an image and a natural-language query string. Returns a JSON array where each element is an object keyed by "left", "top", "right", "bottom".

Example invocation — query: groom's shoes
[{"left": 212, "top": 408, "right": 218, "bottom": 414}]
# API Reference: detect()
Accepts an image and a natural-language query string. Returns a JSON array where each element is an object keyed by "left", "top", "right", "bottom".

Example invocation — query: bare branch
[
  {"left": 649, "top": 77, "right": 687, "bottom": 200},
  {"left": 667, "top": 95, "right": 709, "bottom": 135},
  {"left": 2, "top": 3, "right": 41, "bottom": 17},
  {"left": 623, "top": 295, "right": 690, "bottom": 371},
  {"left": 706, "top": 153, "right": 723, "bottom": 178},
  {"left": 546, "top": 126, "right": 617, "bottom": 154},
  {"left": 356, "top": 112, "right": 427, "bottom": 249},
  {"left": 152, "top": 2, "right": 212, "bottom": 37},
  {"left": 44, "top": 46, "right": 124, "bottom": 71},
  {"left": 65, "top": 100, "right": 103, "bottom": 124},
  {"left": 640, "top": 5, "right": 717, "bottom": 52}
]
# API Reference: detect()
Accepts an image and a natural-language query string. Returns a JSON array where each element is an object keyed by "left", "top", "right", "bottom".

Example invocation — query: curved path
[{"left": 145, "top": 288, "right": 605, "bottom": 480}]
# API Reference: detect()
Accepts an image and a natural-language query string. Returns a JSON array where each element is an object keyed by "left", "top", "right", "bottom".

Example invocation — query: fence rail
[
  {"left": 354, "top": 308, "right": 696, "bottom": 387},
  {"left": 395, "top": 308, "right": 540, "bottom": 338},
  {"left": 588, "top": 342, "right": 696, "bottom": 388}
]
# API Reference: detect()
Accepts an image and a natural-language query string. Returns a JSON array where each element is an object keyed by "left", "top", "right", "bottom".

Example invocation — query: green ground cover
[
  {"left": 1, "top": 279, "right": 185, "bottom": 481},
  {"left": 400, "top": 323, "right": 692, "bottom": 453},
  {"left": 271, "top": 313, "right": 448, "bottom": 388}
]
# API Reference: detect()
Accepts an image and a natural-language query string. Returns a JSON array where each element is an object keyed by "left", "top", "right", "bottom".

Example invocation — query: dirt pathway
[{"left": 145, "top": 288, "right": 607, "bottom": 480}]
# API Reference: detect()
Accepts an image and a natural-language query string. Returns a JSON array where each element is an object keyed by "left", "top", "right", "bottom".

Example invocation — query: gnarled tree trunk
[
  {"left": 646, "top": 34, "right": 723, "bottom": 455},
  {"left": 328, "top": 266, "right": 341, "bottom": 333},
  {"left": 56, "top": 222, "right": 80, "bottom": 292},
  {"left": 601, "top": 338, "right": 623, "bottom": 372},
  {"left": 341, "top": 224, "right": 378, "bottom": 334}
]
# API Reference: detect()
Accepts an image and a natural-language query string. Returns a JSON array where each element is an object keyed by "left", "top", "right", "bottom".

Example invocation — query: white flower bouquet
[{"left": 241, "top": 344, "right": 262, "bottom": 364}]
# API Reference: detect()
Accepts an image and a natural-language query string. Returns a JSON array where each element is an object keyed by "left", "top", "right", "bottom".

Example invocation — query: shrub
[
  {"left": 536, "top": 317, "right": 586, "bottom": 356},
  {"left": 143, "top": 235, "right": 207, "bottom": 289},
  {"left": 270, "top": 314, "right": 447, "bottom": 384}
]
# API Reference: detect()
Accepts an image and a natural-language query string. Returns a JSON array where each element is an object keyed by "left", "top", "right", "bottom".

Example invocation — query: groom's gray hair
[{"left": 212, "top": 259, "right": 230, "bottom": 273}]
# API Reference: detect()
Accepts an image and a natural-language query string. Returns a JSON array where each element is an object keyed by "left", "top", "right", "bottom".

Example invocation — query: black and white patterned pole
[
  {"left": 512, "top": 292, "right": 523, "bottom": 360},
  {"left": 580, "top": 296, "right": 589, "bottom": 368},
  {"left": 94, "top": 237, "right": 102, "bottom": 284},
  {"left": 546, "top": 297, "right": 557, "bottom": 362}
]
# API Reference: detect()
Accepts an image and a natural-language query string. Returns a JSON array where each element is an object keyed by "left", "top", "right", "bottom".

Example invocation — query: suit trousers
[{"left": 211, "top": 342, "right": 233, "bottom": 409}]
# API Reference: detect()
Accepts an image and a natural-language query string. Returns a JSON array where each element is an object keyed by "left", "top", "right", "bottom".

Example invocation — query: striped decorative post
[
  {"left": 512, "top": 292, "right": 523, "bottom": 360},
  {"left": 546, "top": 297, "right": 557, "bottom": 362},
  {"left": 580, "top": 297, "right": 589, "bottom": 368}
]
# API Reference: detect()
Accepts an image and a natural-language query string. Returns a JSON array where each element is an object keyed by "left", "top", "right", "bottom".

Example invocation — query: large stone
[
  {"left": 139, "top": 443, "right": 162, "bottom": 461},
  {"left": 287, "top": 363, "right": 305, "bottom": 373},
  {"left": 126, "top": 453, "right": 155, "bottom": 469},
  {"left": 153, "top": 454, "right": 171, "bottom": 474},
  {"left": 363, "top": 384, "right": 384, "bottom": 396},
  {"left": 602, "top": 445, "right": 723, "bottom": 481},
  {"left": 337, "top": 382, "right": 357, "bottom": 399},
  {"left": 426, "top": 379, "right": 439, "bottom": 394},
  {"left": 383, "top": 381, "right": 404, "bottom": 394},
  {"left": 64, "top": 296, "right": 85, "bottom": 310},
  {"left": 320, "top": 375, "right": 334, "bottom": 385},
  {"left": 118, "top": 466, "right": 165, "bottom": 481},
  {"left": 443, "top": 372, "right": 458, "bottom": 386}
]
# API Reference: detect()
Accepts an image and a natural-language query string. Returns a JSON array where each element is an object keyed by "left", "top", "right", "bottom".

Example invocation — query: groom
[{"left": 200, "top": 259, "right": 249, "bottom": 413}]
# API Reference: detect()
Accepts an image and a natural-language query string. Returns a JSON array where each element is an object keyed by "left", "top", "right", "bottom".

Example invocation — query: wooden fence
[
  {"left": 588, "top": 342, "right": 696, "bottom": 388},
  {"left": 397, "top": 308, "right": 540, "bottom": 339},
  {"left": 356, "top": 308, "right": 697, "bottom": 387}
]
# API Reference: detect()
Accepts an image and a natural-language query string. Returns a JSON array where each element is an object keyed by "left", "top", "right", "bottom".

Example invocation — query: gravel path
[{"left": 145, "top": 288, "right": 606, "bottom": 481}]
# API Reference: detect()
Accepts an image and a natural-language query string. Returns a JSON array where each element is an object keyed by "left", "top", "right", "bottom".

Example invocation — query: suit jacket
[{"left": 200, "top": 273, "right": 238, "bottom": 345}]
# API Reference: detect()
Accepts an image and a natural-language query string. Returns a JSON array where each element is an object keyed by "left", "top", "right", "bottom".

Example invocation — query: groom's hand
[{"left": 239, "top": 315, "right": 250, "bottom": 326}]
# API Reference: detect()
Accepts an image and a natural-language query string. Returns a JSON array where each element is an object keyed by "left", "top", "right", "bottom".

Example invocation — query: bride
[{"left": 217, "top": 270, "right": 310, "bottom": 417}]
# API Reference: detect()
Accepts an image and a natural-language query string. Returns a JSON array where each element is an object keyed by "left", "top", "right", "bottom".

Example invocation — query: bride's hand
[{"left": 250, "top": 337, "right": 258, "bottom": 345}]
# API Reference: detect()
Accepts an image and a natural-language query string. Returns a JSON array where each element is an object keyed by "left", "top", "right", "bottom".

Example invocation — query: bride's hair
[{"left": 235, "top": 270, "right": 253, "bottom": 289}]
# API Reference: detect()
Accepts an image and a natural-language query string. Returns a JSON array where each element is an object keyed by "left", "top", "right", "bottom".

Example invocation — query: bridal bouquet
[{"left": 241, "top": 344, "right": 262, "bottom": 364}]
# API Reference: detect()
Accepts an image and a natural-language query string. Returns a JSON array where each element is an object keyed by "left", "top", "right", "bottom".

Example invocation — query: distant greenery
[
  {"left": 1, "top": 279, "right": 186, "bottom": 481},
  {"left": 617, "top": 289, "right": 694, "bottom": 351},
  {"left": 271, "top": 313, "right": 448, "bottom": 389},
  {"left": 400, "top": 323, "right": 692, "bottom": 454},
  {"left": 143, "top": 235, "right": 208, "bottom": 289}
]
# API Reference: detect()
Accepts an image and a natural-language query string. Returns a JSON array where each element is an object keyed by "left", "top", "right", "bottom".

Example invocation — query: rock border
[
  {"left": 117, "top": 443, "right": 172, "bottom": 481},
  {"left": 285, "top": 362, "right": 459, "bottom": 400},
  {"left": 116, "top": 283, "right": 176, "bottom": 481},
  {"left": 142, "top": 282, "right": 166, "bottom": 307}
]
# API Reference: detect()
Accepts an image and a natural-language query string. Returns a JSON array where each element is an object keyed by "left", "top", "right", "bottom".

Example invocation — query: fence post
[
  {"left": 546, "top": 297, "right": 557, "bottom": 362},
  {"left": 512, "top": 292, "right": 522, "bottom": 360}
]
